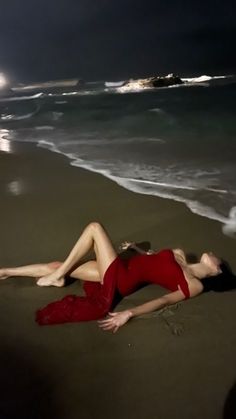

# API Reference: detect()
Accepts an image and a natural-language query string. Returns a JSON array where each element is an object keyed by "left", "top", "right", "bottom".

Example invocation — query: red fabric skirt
[{"left": 35, "top": 257, "right": 124, "bottom": 326}]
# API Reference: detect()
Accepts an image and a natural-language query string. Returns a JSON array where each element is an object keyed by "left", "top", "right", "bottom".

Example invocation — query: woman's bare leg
[
  {"left": 0, "top": 262, "right": 61, "bottom": 281},
  {"left": 37, "top": 222, "right": 117, "bottom": 287},
  {"left": 0, "top": 260, "right": 101, "bottom": 285},
  {"left": 69, "top": 260, "right": 101, "bottom": 282}
]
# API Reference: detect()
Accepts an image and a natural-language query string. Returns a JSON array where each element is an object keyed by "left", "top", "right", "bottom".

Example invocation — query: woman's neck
[{"left": 188, "top": 263, "right": 212, "bottom": 280}]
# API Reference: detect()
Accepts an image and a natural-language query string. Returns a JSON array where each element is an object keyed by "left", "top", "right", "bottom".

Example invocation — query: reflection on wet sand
[
  {"left": 0, "top": 129, "right": 12, "bottom": 153},
  {"left": 0, "top": 130, "right": 27, "bottom": 195}
]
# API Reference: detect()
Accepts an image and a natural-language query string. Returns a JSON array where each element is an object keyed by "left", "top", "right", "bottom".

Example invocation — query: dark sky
[{"left": 0, "top": 0, "right": 235, "bottom": 82}]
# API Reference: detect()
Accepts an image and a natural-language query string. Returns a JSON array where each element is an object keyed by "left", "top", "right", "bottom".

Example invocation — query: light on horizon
[{"left": 0, "top": 73, "right": 7, "bottom": 88}]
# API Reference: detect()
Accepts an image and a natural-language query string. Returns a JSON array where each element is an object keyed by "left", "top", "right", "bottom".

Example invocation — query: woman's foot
[
  {"left": 36, "top": 273, "right": 65, "bottom": 287},
  {"left": 0, "top": 268, "right": 8, "bottom": 280}
]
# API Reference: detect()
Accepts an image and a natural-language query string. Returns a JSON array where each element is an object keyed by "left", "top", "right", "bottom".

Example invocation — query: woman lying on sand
[{"left": 0, "top": 222, "right": 226, "bottom": 331}]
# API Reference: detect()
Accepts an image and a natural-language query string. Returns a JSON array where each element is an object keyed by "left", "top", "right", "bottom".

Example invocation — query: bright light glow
[
  {"left": 0, "top": 129, "right": 12, "bottom": 153},
  {"left": 0, "top": 73, "right": 7, "bottom": 88}
]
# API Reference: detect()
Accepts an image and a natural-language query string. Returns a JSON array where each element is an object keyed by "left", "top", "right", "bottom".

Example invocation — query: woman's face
[{"left": 200, "top": 252, "right": 222, "bottom": 274}]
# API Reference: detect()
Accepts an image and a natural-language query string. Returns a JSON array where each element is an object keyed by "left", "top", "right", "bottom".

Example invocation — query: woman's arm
[
  {"left": 98, "top": 290, "right": 187, "bottom": 333},
  {"left": 120, "top": 241, "right": 154, "bottom": 255},
  {"left": 129, "top": 290, "right": 185, "bottom": 316}
]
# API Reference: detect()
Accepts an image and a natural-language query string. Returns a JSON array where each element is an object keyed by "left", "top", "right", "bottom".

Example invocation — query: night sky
[{"left": 0, "top": 0, "right": 235, "bottom": 83}]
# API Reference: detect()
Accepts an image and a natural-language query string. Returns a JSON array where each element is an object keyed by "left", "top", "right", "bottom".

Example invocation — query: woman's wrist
[{"left": 126, "top": 310, "right": 133, "bottom": 320}]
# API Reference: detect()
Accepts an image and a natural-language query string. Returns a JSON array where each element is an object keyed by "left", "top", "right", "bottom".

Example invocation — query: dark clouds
[{"left": 0, "top": 0, "right": 235, "bottom": 82}]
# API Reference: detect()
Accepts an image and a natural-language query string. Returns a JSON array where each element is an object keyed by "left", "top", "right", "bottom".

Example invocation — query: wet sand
[{"left": 0, "top": 142, "right": 236, "bottom": 419}]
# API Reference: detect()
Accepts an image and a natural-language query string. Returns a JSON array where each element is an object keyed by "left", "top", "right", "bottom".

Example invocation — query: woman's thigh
[
  {"left": 69, "top": 260, "right": 101, "bottom": 282},
  {"left": 92, "top": 223, "right": 117, "bottom": 281},
  {"left": 50, "top": 223, "right": 118, "bottom": 283}
]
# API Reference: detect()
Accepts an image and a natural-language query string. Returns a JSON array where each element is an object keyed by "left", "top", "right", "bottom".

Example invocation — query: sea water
[{"left": 0, "top": 75, "right": 236, "bottom": 237}]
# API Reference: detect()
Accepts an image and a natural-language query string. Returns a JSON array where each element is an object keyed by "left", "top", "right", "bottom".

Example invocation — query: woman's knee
[{"left": 88, "top": 221, "right": 104, "bottom": 233}]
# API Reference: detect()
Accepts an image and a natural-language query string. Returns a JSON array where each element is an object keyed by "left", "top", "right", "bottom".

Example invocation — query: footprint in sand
[{"left": 163, "top": 319, "right": 185, "bottom": 336}]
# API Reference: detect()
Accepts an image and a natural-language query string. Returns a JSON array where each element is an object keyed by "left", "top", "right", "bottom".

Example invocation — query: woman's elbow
[
  {"left": 158, "top": 296, "right": 170, "bottom": 308},
  {"left": 162, "top": 291, "right": 186, "bottom": 307}
]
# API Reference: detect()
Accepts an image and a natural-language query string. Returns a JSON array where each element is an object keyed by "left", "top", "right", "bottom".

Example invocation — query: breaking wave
[{"left": 0, "top": 104, "right": 41, "bottom": 122}]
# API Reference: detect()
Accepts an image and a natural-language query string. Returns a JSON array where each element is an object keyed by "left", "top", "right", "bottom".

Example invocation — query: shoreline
[
  {"left": 37, "top": 139, "right": 235, "bottom": 234},
  {"left": 1, "top": 140, "right": 236, "bottom": 270}
]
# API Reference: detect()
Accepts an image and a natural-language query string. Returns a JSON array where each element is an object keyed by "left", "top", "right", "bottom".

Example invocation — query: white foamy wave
[
  {"left": 61, "top": 91, "right": 80, "bottom": 96},
  {"left": 35, "top": 138, "right": 234, "bottom": 237},
  {"left": 62, "top": 90, "right": 103, "bottom": 97},
  {"left": 69, "top": 160, "right": 233, "bottom": 231},
  {"left": 0, "top": 92, "right": 43, "bottom": 103},
  {"left": 222, "top": 207, "right": 236, "bottom": 238},
  {"left": 147, "top": 108, "right": 175, "bottom": 125},
  {"left": 114, "top": 81, "right": 200, "bottom": 94},
  {"left": 182, "top": 74, "right": 228, "bottom": 83},
  {"left": 127, "top": 177, "right": 198, "bottom": 191},
  {"left": 110, "top": 176, "right": 236, "bottom": 237},
  {"left": 0, "top": 104, "right": 40, "bottom": 122},
  {"left": 52, "top": 111, "right": 63, "bottom": 121},
  {"left": 35, "top": 125, "right": 55, "bottom": 131},
  {"left": 126, "top": 177, "right": 227, "bottom": 193},
  {"left": 115, "top": 83, "right": 154, "bottom": 94},
  {"left": 105, "top": 81, "right": 125, "bottom": 87},
  {"left": 47, "top": 90, "right": 103, "bottom": 98},
  {"left": 205, "top": 187, "right": 227, "bottom": 194},
  {"left": 55, "top": 136, "right": 165, "bottom": 147},
  {"left": 37, "top": 139, "right": 80, "bottom": 162},
  {"left": 37, "top": 139, "right": 54, "bottom": 147},
  {"left": 55, "top": 100, "right": 68, "bottom": 104}
]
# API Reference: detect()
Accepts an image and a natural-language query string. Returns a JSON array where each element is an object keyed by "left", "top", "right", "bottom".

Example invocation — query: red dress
[{"left": 36, "top": 249, "right": 190, "bottom": 325}]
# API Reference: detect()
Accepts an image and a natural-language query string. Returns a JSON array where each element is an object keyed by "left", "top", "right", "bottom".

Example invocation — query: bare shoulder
[
  {"left": 187, "top": 279, "right": 204, "bottom": 297},
  {"left": 164, "top": 282, "right": 203, "bottom": 306}
]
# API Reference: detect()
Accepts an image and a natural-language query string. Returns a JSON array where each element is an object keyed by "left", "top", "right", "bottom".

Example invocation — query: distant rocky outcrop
[
  {"left": 151, "top": 74, "right": 183, "bottom": 87},
  {"left": 119, "top": 74, "right": 184, "bottom": 91}
]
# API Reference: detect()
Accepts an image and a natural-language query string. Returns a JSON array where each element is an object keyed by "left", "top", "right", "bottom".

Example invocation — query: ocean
[{"left": 0, "top": 74, "right": 236, "bottom": 237}]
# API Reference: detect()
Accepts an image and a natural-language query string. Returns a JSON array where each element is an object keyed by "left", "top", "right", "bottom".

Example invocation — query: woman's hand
[
  {"left": 98, "top": 310, "right": 132, "bottom": 333},
  {"left": 119, "top": 241, "right": 155, "bottom": 255},
  {"left": 146, "top": 249, "right": 155, "bottom": 255},
  {"left": 119, "top": 241, "right": 135, "bottom": 251}
]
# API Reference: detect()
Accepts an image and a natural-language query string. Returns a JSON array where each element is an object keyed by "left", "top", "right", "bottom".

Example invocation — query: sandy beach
[{"left": 0, "top": 142, "right": 236, "bottom": 419}]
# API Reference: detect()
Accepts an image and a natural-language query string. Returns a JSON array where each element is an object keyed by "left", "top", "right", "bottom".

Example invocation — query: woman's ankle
[{"left": 0, "top": 268, "right": 8, "bottom": 279}]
